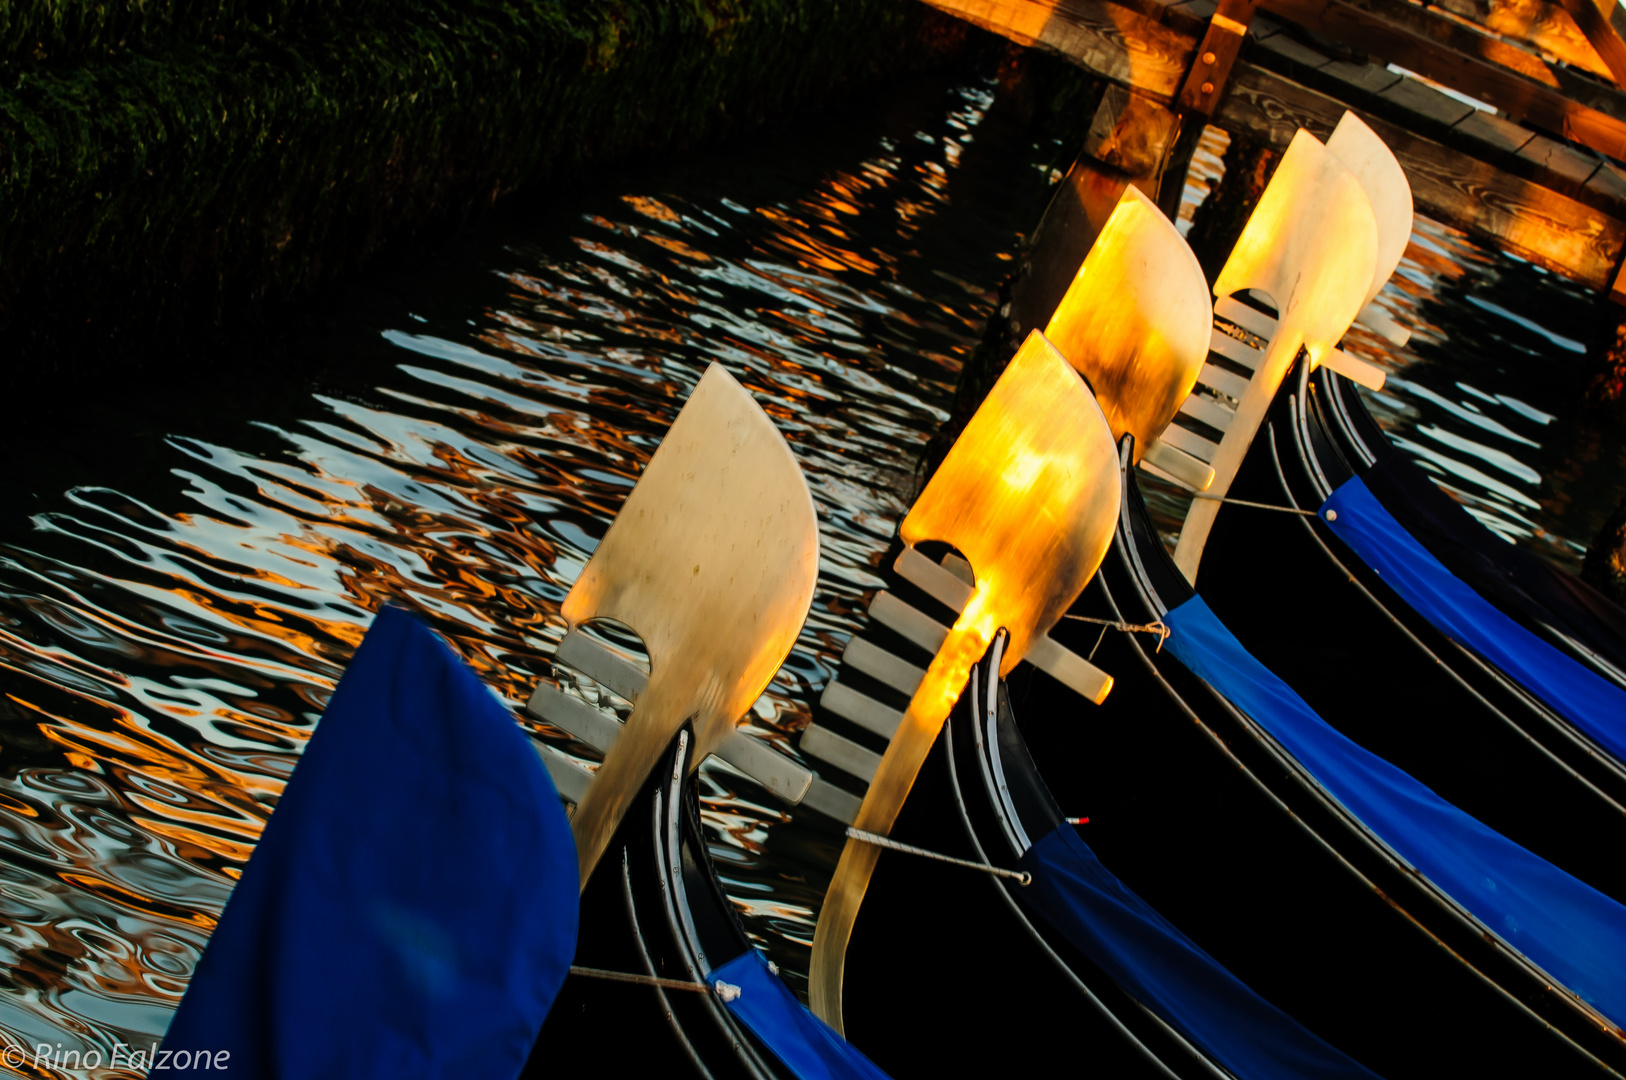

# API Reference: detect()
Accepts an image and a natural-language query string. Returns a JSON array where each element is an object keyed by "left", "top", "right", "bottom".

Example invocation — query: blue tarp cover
[
  {"left": 1322, "top": 476, "right": 1626, "bottom": 763},
  {"left": 161, "top": 606, "right": 579, "bottom": 1078},
  {"left": 706, "top": 951, "right": 891, "bottom": 1080},
  {"left": 1165, "top": 596, "right": 1626, "bottom": 1028},
  {"left": 1017, "top": 824, "right": 1378, "bottom": 1080}
]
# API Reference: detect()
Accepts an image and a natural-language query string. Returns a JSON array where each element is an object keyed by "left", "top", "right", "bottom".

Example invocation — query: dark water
[{"left": 0, "top": 68, "right": 1621, "bottom": 1078}]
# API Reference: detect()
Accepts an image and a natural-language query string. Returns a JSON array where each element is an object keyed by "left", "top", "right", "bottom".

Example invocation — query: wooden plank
[
  {"left": 1256, "top": 0, "right": 1626, "bottom": 158},
  {"left": 1449, "top": 109, "right": 1538, "bottom": 157},
  {"left": 1588, "top": 159, "right": 1626, "bottom": 205},
  {"left": 1352, "top": 0, "right": 1569, "bottom": 89},
  {"left": 1378, "top": 74, "right": 1479, "bottom": 131},
  {"left": 1515, "top": 134, "right": 1604, "bottom": 198},
  {"left": 1220, "top": 64, "right": 1626, "bottom": 289},
  {"left": 926, "top": 0, "right": 1194, "bottom": 99},
  {"left": 922, "top": 0, "right": 1626, "bottom": 292}
]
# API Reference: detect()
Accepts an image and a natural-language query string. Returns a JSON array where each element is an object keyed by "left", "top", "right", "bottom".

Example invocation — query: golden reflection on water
[{"left": 0, "top": 76, "right": 1037, "bottom": 1070}]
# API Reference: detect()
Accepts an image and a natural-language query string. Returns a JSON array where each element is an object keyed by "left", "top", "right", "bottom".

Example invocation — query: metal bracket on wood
[{"left": 1178, "top": 0, "right": 1261, "bottom": 117}]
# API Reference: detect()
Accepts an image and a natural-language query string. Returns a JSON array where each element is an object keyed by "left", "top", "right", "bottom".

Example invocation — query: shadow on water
[{"left": 0, "top": 62, "right": 1075, "bottom": 1069}]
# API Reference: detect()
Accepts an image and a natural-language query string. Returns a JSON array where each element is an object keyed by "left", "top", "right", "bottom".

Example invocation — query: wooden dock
[{"left": 928, "top": 0, "right": 1626, "bottom": 298}]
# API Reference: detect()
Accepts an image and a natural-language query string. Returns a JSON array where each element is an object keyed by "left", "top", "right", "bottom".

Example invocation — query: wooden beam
[
  {"left": 1428, "top": 0, "right": 1613, "bottom": 80},
  {"left": 1553, "top": 0, "right": 1626, "bottom": 91},
  {"left": 919, "top": 0, "right": 1626, "bottom": 291},
  {"left": 931, "top": 0, "right": 1193, "bottom": 99},
  {"left": 1219, "top": 64, "right": 1626, "bottom": 288},
  {"left": 1254, "top": 0, "right": 1626, "bottom": 160},
  {"left": 1349, "top": 0, "right": 1570, "bottom": 90}
]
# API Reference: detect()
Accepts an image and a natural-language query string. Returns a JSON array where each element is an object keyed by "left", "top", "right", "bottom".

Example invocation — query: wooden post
[
  {"left": 1179, "top": 0, "right": 1261, "bottom": 117},
  {"left": 1159, "top": 0, "right": 1260, "bottom": 222},
  {"left": 1084, "top": 84, "right": 1181, "bottom": 177},
  {"left": 1011, "top": 0, "right": 1264, "bottom": 328}
]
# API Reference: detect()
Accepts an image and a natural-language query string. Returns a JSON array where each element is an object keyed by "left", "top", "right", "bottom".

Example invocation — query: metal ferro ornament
[
  {"left": 808, "top": 330, "right": 1122, "bottom": 1029},
  {"left": 1043, "top": 184, "right": 1212, "bottom": 463},
  {"left": 561, "top": 363, "right": 820, "bottom": 889},
  {"left": 1171, "top": 128, "right": 1378, "bottom": 583}
]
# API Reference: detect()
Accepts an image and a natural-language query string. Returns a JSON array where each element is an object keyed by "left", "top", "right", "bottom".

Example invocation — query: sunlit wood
[
  {"left": 562, "top": 363, "right": 820, "bottom": 888},
  {"left": 809, "top": 330, "right": 1121, "bottom": 1030}
]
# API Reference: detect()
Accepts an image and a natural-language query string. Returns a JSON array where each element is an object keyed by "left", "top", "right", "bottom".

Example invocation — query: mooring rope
[
  {"left": 1189, "top": 492, "right": 1317, "bottom": 516},
  {"left": 1062, "top": 613, "right": 1171, "bottom": 653},
  {"left": 568, "top": 966, "right": 739, "bottom": 1000},
  {"left": 846, "top": 827, "right": 1032, "bottom": 885}
]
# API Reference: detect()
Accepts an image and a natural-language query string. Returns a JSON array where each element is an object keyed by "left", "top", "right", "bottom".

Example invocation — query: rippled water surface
[
  {"left": 1, "top": 68, "right": 1624, "bottom": 1077},
  {"left": 0, "top": 72, "right": 1070, "bottom": 1073}
]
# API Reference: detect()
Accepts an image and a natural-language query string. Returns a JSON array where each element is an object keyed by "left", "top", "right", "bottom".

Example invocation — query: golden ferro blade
[
  {"left": 808, "top": 331, "right": 1121, "bottom": 1029},
  {"left": 1325, "top": 112, "right": 1414, "bottom": 310},
  {"left": 1043, "top": 184, "right": 1212, "bottom": 463},
  {"left": 563, "top": 363, "right": 819, "bottom": 888},
  {"left": 1172, "top": 129, "right": 1378, "bottom": 584}
]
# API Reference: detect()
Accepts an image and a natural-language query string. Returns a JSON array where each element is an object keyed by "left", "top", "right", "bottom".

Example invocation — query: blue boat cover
[
  {"left": 1165, "top": 596, "right": 1626, "bottom": 1027},
  {"left": 161, "top": 606, "right": 579, "bottom": 1078},
  {"left": 1355, "top": 446, "right": 1626, "bottom": 676},
  {"left": 706, "top": 951, "right": 891, "bottom": 1080},
  {"left": 1322, "top": 477, "right": 1626, "bottom": 764},
  {"left": 1017, "top": 823, "right": 1378, "bottom": 1079}
]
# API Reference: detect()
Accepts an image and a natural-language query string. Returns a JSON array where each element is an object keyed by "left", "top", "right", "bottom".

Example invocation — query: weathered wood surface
[
  {"left": 1255, "top": 0, "right": 1626, "bottom": 159},
  {"left": 1222, "top": 65, "right": 1626, "bottom": 287},
  {"left": 920, "top": 0, "right": 1626, "bottom": 292},
  {"left": 1431, "top": 0, "right": 1612, "bottom": 80},
  {"left": 1552, "top": 0, "right": 1626, "bottom": 96},
  {"left": 937, "top": 0, "right": 1194, "bottom": 97}
]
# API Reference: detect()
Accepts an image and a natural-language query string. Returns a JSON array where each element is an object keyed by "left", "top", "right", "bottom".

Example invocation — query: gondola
[
  {"left": 1298, "top": 360, "right": 1626, "bottom": 784},
  {"left": 805, "top": 118, "right": 1626, "bottom": 1080},
  {"left": 1317, "top": 361, "right": 1626, "bottom": 685},
  {"left": 518, "top": 341, "right": 1195, "bottom": 1077},
  {"left": 523, "top": 114, "right": 1626, "bottom": 1080},
  {"left": 1189, "top": 355, "right": 1626, "bottom": 901},
  {"left": 517, "top": 200, "right": 1353, "bottom": 1077},
  {"left": 819, "top": 441, "right": 1626, "bottom": 1079},
  {"left": 530, "top": 556, "right": 1371, "bottom": 1080},
  {"left": 530, "top": 724, "right": 880, "bottom": 1079}
]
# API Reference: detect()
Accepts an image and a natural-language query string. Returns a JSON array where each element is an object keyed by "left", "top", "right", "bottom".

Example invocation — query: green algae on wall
[{"left": 0, "top": 0, "right": 957, "bottom": 372}]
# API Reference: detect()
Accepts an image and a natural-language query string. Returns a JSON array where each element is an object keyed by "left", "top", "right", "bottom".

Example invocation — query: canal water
[{"left": 0, "top": 60, "right": 1621, "bottom": 1076}]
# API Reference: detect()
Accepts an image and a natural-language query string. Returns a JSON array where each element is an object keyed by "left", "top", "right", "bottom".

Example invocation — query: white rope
[
  {"left": 846, "top": 827, "right": 1032, "bottom": 885},
  {"left": 1190, "top": 492, "right": 1317, "bottom": 516},
  {"left": 1062, "top": 613, "right": 1171, "bottom": 653},
  {"left": 569, "top": 965, "right": 740, "bottom": 1000}
]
